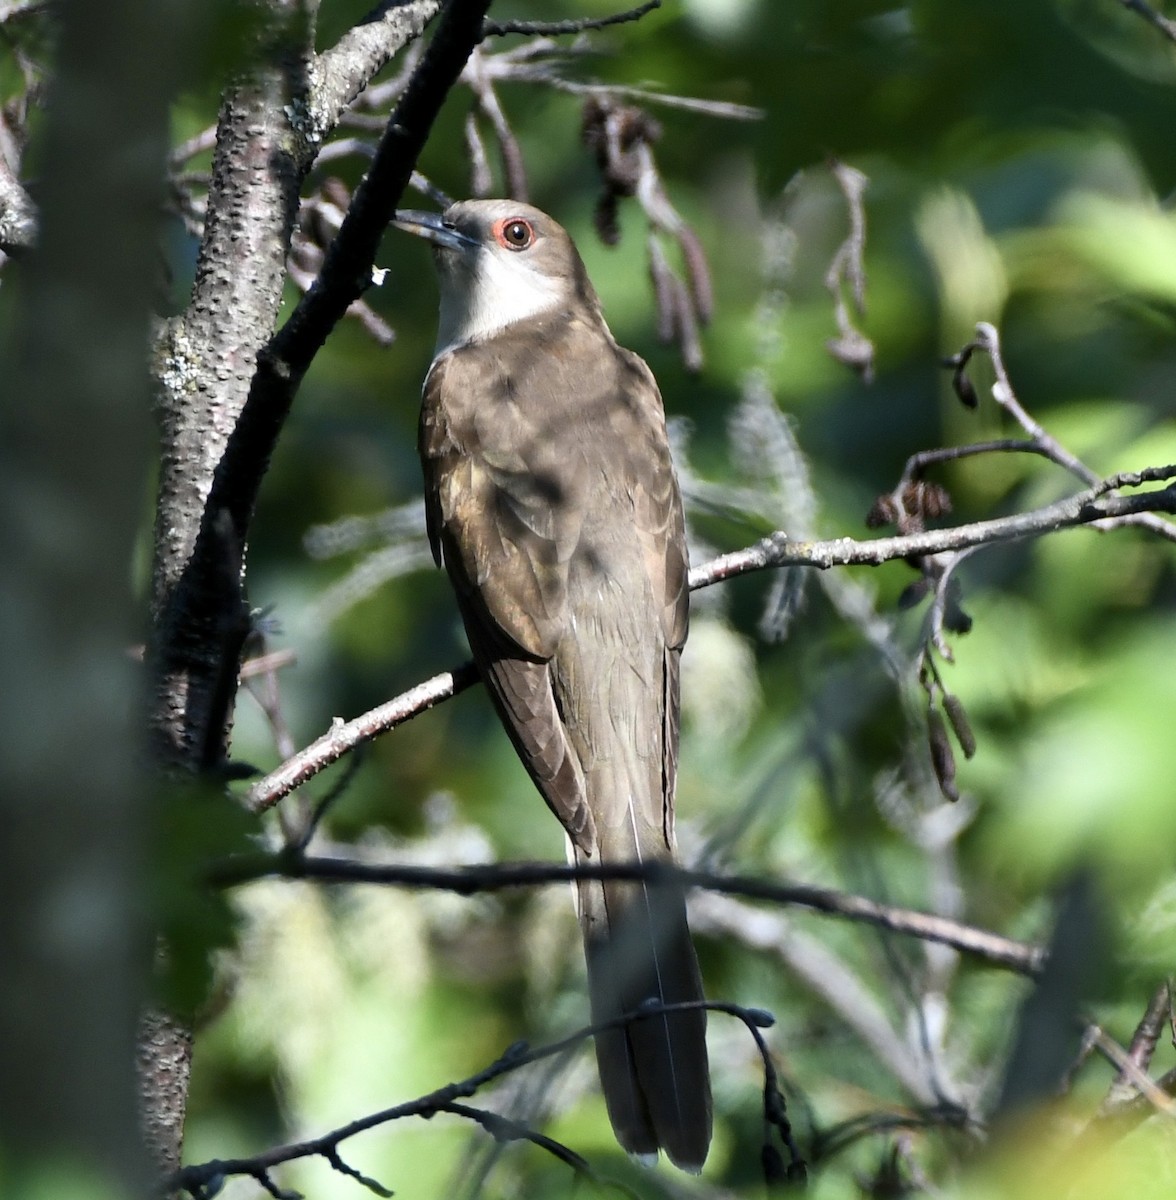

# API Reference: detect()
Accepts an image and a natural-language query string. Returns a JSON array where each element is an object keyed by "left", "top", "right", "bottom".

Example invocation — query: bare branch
[
  {"left": 1088, "top": 1025, "right": 1176, "bottom": 1118},
  {"left": 151, "top": 0, "right": 492, "bottom": 789},
  {"left": 168, "top": 123, "right": 217, "bottom": 167},
  {"left": 516, "top": 74, "right": 764, "bottom": 120},
  {"left": 812, "top": 1105, "right": 975, "bottom": 1163},
  {"left": 0, "top": 147, "right": 36, "bottom": 253},
  {"left": 825, "top": 159, "right": 874, "bottom": 380},
  {"left": 206, "top": 0, "right": 492, "bottom": 541},
  {"left": 435, "top": 1102, "right": 609, "bottom": 1184},
  {"left": 246, "top": 464, "right": 1176, "bottom": 810},
  {"left": 313, "top": 0, "right": 443, "bottom": 130},
  {"left": 1096, "top": 1065, "right": 1176, "bottom": 1136},
  {"left": 483, "top": 0, "right": 660, "bottom": 39},
  {"left": 969, "top": 322, "right": 1098, "bottom": 485},
  {"left": 167, "top": 996, "right": 784, "bottom": 1197},
  {"left": 1119, "top": 0, "right": 1176, "bottom": 42},
  {"left": 464, "top": 109, "right": 494, "bottom": 195},
  {"left": 1099, "top": 983, "right": 1174, "bottom": 1112},
  {"left": 463, "top": 48, "right": 529, "bottom": 199},
  {"left": 248, "top": 664, "right": 478, "bottom": 811},
  {"left": 694, "top": 893, "right": 948, "bottom": 1105},
  {"left": 695, "top": 466, "right": 1176, "bottom": 586},
  {"left": 213, "top": 853, "right": 1046, "bottom": 975},
  {"left": 946, "top": 323, "right": 1176, "bottom": 542}
]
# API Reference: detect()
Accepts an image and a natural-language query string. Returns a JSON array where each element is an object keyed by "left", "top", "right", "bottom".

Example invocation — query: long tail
[{"left": 577, "top": 833, "right": 712, "bottom": 1172}]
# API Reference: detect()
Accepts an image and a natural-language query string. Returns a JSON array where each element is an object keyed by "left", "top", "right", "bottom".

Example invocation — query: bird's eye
[{"left": 498, "top": 218, "right": 534, "bottom": 251}]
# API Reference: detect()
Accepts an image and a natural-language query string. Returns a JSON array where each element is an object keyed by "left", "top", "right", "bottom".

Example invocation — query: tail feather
[{"left": 578, "top": 852, "right": 712, "bottom": 1171}]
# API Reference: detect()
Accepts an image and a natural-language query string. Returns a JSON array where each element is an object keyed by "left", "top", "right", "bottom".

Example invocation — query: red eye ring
[{"left": 495, "top": 218, "right": 534, "bottom": 251}]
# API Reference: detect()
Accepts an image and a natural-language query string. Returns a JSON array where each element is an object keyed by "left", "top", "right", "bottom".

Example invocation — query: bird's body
[{"left": 399, "top": 200, "right": 711, "bottom": 1171}]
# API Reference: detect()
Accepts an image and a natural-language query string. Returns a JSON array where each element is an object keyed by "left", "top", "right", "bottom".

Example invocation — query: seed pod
[
  {"left": 898, "top": 577, "right": 931, "bottom": 609},
  {"left": 762, "top": 1143, "right": 788, "bottom": 1187},
  {"left": 904, "top": 479, "right": 952, "bottom": 520},
  {"left": 944, "top": 595, "right": 973, "bottom": 635},
  {"left": 928, "top": 706, "right": 960, "bottom": 801},
  {"left": 944, "top": 692, "right": 977, "bottom": 759},
  {"left": 866, "top": 493, "right": 899, "bottom": 529},
  {"left": 953, "top": 368, "right": 979, "bottom": 409}
]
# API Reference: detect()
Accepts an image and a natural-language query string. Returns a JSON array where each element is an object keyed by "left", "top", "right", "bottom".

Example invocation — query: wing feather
[{"left": 421, "top": 350, "right": 594, "bottom": 849}]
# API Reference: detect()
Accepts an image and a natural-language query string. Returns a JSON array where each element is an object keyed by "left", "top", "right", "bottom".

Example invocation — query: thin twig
[
  {"left": 463, "top": 48, "right": 529, "bottom": 199},
  {"left": 1095, "top": 1066, "right": 1176, "bottom": 1137},
  {"left": 509, "top": 72, "right": 764, "bottom": 120},
  {"left": 434, "top": 1102, "right": 636, "bottom": 1192},
  {"left": 167, "top": 997, "right": 778, "bottom": 1197},
  {"left": 972, "top": 322, "right": 1097, "bottom": 486},
  {"left": 825, "top": 159, "right": 874, "bottom": 381},
  {"left": 811, "top": 1105, "right": 975, "bottom": 1163},
  {"left": 483, "top": 0, "right": 660, "bottom": 38},
  {"left": 693, "top": 893, "right": 946, "bottom": 1104},
  {"left": 955, "top": 324, "right": 1176, "bottom": 542},
  {"left": 1088, "top": 1025, "right": 1176, "bottom": 1119},
  {"left": 691, "top": 465, "right": 1176, "bottom": 588},
  {"left": 169, "top": 124, "right": 217, "bottom": 167},
  {"left": 248, "top": 663, "right": 478, "bottom": 811},
  {"left": 1119, "top": 0, "right": 1176, "bottom": 42},
  {"left": 1099, "top": 983, "right": 1174, "bottom": 1112},
  {"left": 897, "top": 438, "right": 1057, "bottom": 485}
]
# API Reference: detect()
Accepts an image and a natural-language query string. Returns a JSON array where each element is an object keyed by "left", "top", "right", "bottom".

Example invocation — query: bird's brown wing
[
  {"left": 420, "top": 351, "right": 594, "bottom": 850},
  {"left": 616, "top": 348, "right": 690, "bottom": 841},
  {"left": 618, "top": 347, "right": 690, "bottom": 654}
]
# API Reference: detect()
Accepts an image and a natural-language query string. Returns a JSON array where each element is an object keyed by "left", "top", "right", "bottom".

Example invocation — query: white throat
[{"left": 433, "top": 250, "right": 565, "bottom": 359}]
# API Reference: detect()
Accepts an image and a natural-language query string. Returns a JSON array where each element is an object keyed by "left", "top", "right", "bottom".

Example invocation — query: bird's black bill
[{"left": 392, "top": 209, "right": 477, "bottom": 251}]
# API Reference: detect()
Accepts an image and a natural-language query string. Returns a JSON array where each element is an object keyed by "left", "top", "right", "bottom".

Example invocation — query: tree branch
[
  {"left": 1119, "top": 0, "right": 1176, "bottom": 42},
  {"left": 0, "top": 145, "right": 36, "bottom": 253},
  {"left": 245, "top": 464, "right": 1176, "bottom": 811},
  {"left": 249, "top": 663, "right": 478, "bottom": 812},
  {"left": 312, "top": 0, "right": 443, "bottom": 129},
  {"left": 168, "top": 997, "right": 786, "bottom": 1197},
  {"left": 483, "top": 0, "right": 660, "bottom": 38},
  {"left": 213, "top": 853, "right": 1045, "bottom": 975},
  {"left": 207, "top": 0, "right": 492, "bottom": 554},
  {"left": 693, "top": 893, "right": 948, "bottom": 1106},
  {"left": 950, "top": 323, "right": 1175, "bottom": 541},
  {"left": 692, "top": 466, "right": 1176, "bottom": 590},
  {"left": 151, "top": 0, "right": 491, "bottom": 781}
]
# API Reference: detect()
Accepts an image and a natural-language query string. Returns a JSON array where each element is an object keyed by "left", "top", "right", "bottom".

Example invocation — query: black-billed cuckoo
[{"left": 395, "top": 200, "right": 711, "bottom": 1171}]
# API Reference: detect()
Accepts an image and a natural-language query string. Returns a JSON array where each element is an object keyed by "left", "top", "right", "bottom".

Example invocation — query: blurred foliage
[{"left": 26, "top": 0, "right": 1168, "bottom": 1194}]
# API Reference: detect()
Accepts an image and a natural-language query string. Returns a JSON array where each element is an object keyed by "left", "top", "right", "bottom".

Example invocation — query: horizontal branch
[
  {"left": 690, "top": 467, "right": 1176, "bottom": 589},
  {"left": 483, "top": 0, "right": 659, "bottom": 38},
  {"left": 246, "top": 465, "right": 1176, "bottom": 811},
  {"left": 213, "top": 853, "right": 1044, "bottom": 975}
]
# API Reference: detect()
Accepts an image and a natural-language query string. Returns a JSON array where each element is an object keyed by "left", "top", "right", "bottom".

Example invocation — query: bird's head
[{"left": 393, "top": 199, "right": 600, "bottom": 357}]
